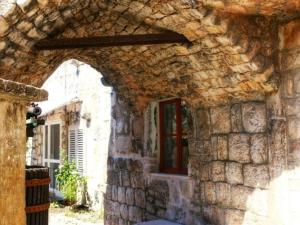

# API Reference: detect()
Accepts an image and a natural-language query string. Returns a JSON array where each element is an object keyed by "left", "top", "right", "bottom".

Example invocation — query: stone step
[{"left": 135, "top": 220, "right": 183, "bottom": 225}]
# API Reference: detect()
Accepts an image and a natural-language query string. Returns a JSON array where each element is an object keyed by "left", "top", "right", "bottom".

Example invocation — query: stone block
[
  {"left": 200, "top": 162, "right": 210, "bottom": 181},
  {"left": 204, "top": 182, "right": 216, "bottom": 204},
  {"left": 225, "top": 209, "right": 244, "bottom": 225},
  {"left": 210, "top": 161, "right": 225, "bottom": 182},
  {"left": 226, "top": 162, "right": 243, "bottom": 184},
  {"left": 106, "top": 184, "right": 112, "bottom": 200},
  {"left": 131, "top": 172, "right": 144, "bottom": 188},
  {"left": 194, "top": 109, "right": 211, "bottom": 140},
  {"left": 242, "top": 102, "right": 266, "bottom": 133},
  {"left": 127, "top": 159, "right": 143, "bottom": 172},
  {"left": 126, "top": 188, "right": 135, "bottom": 205},
  {"left": 288, "top": 118, "right": 300, "bottom": 140},
  {"left": 0, "top": 17, "right": 9, "bottom": 37},
  {"left": 250, "top": 134, "right": 268, "bottom": 164},
  {"left": 120, "top": 170, "right": 131, "bottom": 187},
  {"left": 129, "top": 206, "right": 143, "bottom": 222},
  {"left": 229, "top": 134, "right": 251, "bottom": 163},
  {"left": 112, "top": 185, "right": 118, "bottom": 201},
  {"left": 231, "top": 185, "right": 253, "bottom": 210},
  {"left": 120, "top": 204, "right": 128, "bottom": 220},
  {"left": 113, "top": 201, "right": 120, "bottom": 217},
  {"left": 211, "top": 135, "right": 228, "bottom": 160},
  {"left": 288, "top": 141, "right": 300, "bottom": 162},
  {"left": 216, "top": 182, "right": 231, "bottom": 207},
  {"left": 135, "top": 189, "right": 146, "bottom": 208},
  {"left": 118, "top": 187, "right": 126, "bottom": 203},
  {"left": 210, "top": 106, "right": 231, "bottom": 134},
  {"left": 244, "top": 165, "right": 269, "bottom": 188},
  {"left": 231, "top": 104, "right": 243, "bottom": 132}
]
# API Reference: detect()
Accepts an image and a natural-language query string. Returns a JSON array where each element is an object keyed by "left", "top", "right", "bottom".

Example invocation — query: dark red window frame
[{"left": 159, "top": 98, "right": 187, "bottom": 175}]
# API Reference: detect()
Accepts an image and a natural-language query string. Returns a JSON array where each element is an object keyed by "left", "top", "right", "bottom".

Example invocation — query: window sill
[{"left": 149, "top": 172, "right": 189, "bottom": 180}]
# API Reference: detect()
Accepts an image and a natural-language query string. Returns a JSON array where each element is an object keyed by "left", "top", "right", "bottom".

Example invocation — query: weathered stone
[
  {"left": 118, "top": 187, "right": 126, "bottom": 203},
  {"left": 112, "top": 185, "right": 118, "bottom": 201},
  {"left": 0, "top": 17, "right": 9, "bottom": 37},
  {"left": 113, "top": 201, "right": 121, "bottom": 217},
  {"left": 229, "top": 134, "right": 251, "bottom": 163},
  {"left": 130, "top": 172, "right": 144, "bottom": 188},
  {"left": 250, "top": 134, "right": 268, "bottom": 164},
  {"left": 204, "top": 182, "right": 216, "bottom": 204},
  {"left": 16, "top": 21, "right": 33, "bottom": 32},
  {"left": 126, "top": 188, "right": 135, "bottom": 205},
  {"left": 103, "top": 171, "right": 116, "bottom": 188},
  {"left": 210, "top": 106, "right": 231, "bottom": 134},
  {"left": 210, "top": 161, "right": 225, "bottom": 182},
  {"left": 244, "top": 165, "right": 269, "bottom": 188},
  {"left": 106, "top": 185, "right": 112, "bottom": 200},
  {"left": 120, "top": 204, "right": 128, "bottom": 220},
  {"left": 128, "top": 206, "right": 143, "bottom": 222},
  {"left": 211, "top": 135, "right": 228, "bottom": 160},
  {"left": 194, "top": 109, "right": 210, "bottom": 140},
  {"left": 135, "top": 189, "right": 146, "bottom": 208},
  {"left": 231, "top": 185, "right": 253, "bottom": 210},
  {"left": 216, "top": 182, "right": 231, "bottom": 207},
  {"left": 225, "top": 209, "right": 244, "bottom": 225},
  {"left": 288, "top": 118, "right": 300, "bottom": 140},
  {"left": 242, "top": 102, "right": 267, "bottom": 133},
  {"left": 127, "top": 159, "right": 143, "bottom": 172},
  {"left": 120, "top": 170, "right": 130, "bottom": 187},
  {"left": 226, "top": 162, "right": 243, "bottom": 184},
  {"left": 231, "top": 104, "right": 243, "bottom": 132}
]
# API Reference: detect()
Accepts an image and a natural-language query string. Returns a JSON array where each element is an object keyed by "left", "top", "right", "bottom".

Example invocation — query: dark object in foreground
[
  {"left": 26, "top": 166, "right": 50, "bottom": 225},
  {"left": 35, "top": 32, "right": 190, "bottom": 50},
  {"left": 26, "top": 103, "right": 45, "bottom": 138}
]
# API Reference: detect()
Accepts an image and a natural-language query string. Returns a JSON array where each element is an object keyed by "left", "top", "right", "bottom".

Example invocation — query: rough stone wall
[
  {"left": 192, "top": 102, "right": 271, "bottom": 225},
  {"left": 105, "top": 91, "right": 146, "bottom": 225},
  {"left": 105, "top": 78, "right": 300, "bottom": 225}
]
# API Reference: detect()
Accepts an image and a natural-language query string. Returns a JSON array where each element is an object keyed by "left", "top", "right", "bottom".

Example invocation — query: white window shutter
[
  {"left": 68, "top": 128, "right": 85, "bottom": 175},
  {"left": 77, "top": 129, "right": 84, "bottom": 175},
  {"left": 68, "top": 129, "right": 76, "bottom": 163}
]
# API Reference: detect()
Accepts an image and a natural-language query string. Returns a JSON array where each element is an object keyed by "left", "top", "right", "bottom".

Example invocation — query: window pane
[
  {"left": 45, "top": 125, "right": 48, "bottom": 159},
  {"left": 163, "top": 103, "right": 177, "bottom": 135},
  {"left": 50, "top": 124, "right": 60, "bottom": 160},
  {"left": 164, "top": 136, "right": 177, "bottom": 168},
  {"left": 49, "top": 163, "right": 59, "bottom": 189},
  {"left": 182, "top": 138, "right": 189, "bottom": 169}
]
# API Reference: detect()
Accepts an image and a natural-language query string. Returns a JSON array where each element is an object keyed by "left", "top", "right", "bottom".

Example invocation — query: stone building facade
[{"left": 1, "top": 1, "right": 300, "bottom": 225}]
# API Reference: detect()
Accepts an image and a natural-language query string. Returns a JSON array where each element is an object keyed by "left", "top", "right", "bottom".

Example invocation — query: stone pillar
[{"left": 0, "top": 79, "right": 47, "bottom": 225}]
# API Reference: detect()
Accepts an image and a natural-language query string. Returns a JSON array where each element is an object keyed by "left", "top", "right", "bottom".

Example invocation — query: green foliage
[{"left": 55, "top": 150, "right": 86, "bottom": 203}]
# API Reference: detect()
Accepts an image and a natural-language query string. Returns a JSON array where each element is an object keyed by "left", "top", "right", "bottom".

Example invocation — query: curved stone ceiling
[{"left": 0, "top": 0, "right": 285, "bottom": 110}]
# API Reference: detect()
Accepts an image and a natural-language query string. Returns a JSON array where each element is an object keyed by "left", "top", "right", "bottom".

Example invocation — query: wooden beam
[{"left": 35, "top": 32, "right": 190, "bottom": 50}]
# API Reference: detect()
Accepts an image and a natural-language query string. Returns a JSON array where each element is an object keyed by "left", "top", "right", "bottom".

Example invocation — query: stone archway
[{"left": 0, "top": 0, "right": 278, "bottom": 112}]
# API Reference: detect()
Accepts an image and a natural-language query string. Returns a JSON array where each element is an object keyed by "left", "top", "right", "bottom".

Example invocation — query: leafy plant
[{"left": 55, "top": 150, "right": 86, "bottom": 204}]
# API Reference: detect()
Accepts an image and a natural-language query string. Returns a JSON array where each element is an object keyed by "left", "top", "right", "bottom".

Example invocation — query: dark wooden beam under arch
[{"left": 35, "top": 32, "right": 190, "bottom": 50}]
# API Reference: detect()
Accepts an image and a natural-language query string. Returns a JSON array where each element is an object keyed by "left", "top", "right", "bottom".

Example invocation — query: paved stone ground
[{"left": 49, "top": 207, "right": 103, "bottom": 225}]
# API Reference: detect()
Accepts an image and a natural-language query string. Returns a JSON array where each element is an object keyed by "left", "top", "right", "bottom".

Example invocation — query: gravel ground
[{"left": 49, "top": 207, "right": 103, "bottom": 225}]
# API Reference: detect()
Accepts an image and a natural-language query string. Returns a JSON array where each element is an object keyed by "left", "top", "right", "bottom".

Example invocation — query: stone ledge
[
  {"left": 0, "top": 78, "right": 47, "bottom": 101},
  {"left": 135, "top": 220, "right": 182, "bottom": 225}
]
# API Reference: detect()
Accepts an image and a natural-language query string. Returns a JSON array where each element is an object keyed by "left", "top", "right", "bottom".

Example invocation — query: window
[
  {"left": 68, "top": 127, "right": 85, "bottom": 175},
  {"left": 159, "top": 98, "right": 189, "bottom": 174},
  {"left": 43, "top": 122, "right": 61, "bottom": 189}
]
